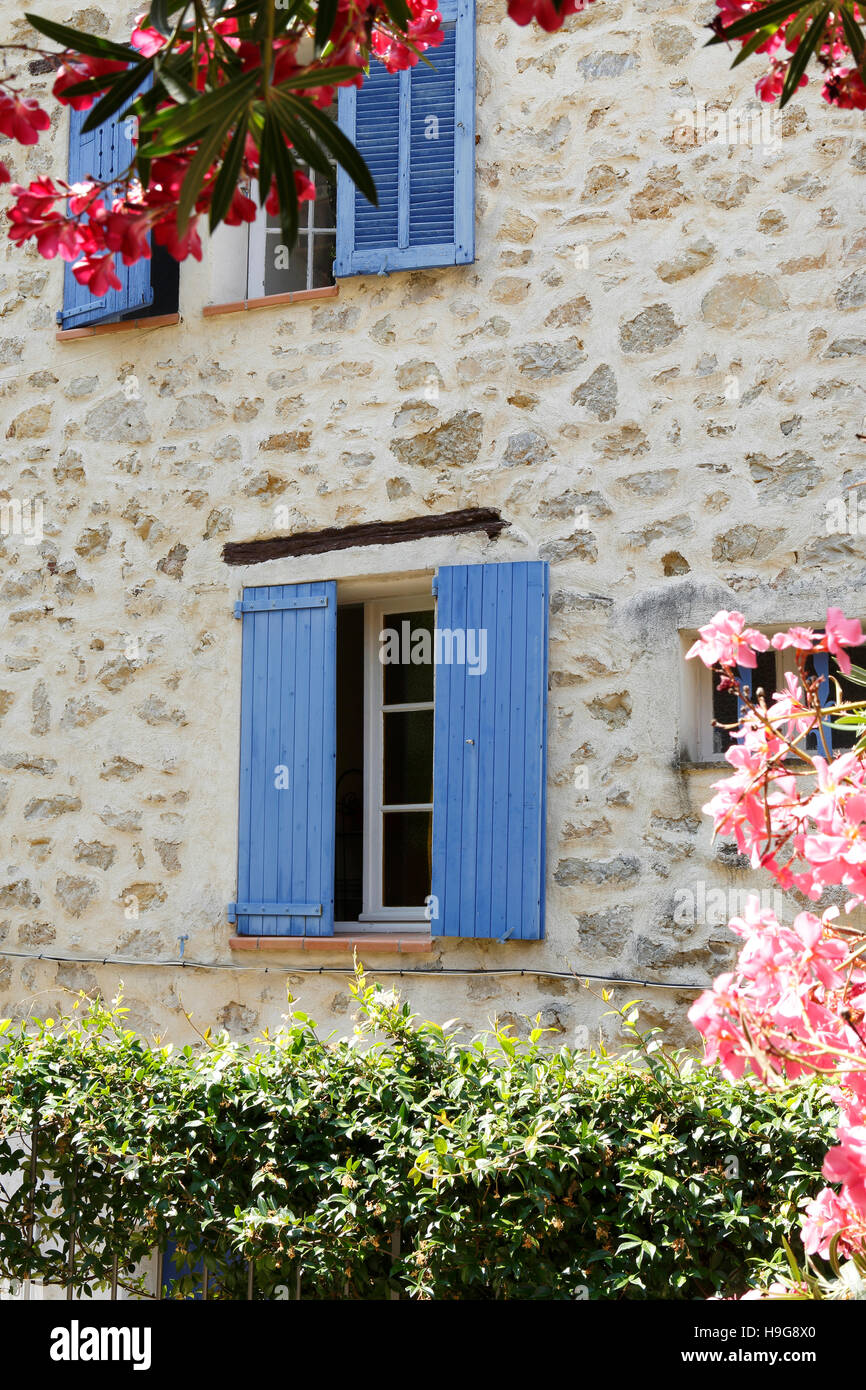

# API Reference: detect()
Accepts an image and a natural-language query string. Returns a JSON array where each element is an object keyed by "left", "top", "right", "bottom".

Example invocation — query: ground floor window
[{"left": 336, "top": 595, "right": 434, "bottom": 927}]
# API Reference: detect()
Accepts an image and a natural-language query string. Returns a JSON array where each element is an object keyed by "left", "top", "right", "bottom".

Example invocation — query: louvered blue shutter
[
  {"left": 59, "top": 95, "right": 154, "bottom": 328},
  {"left": 334, "top": 0, "right": 475, "bottom": 275},
  {"left": 229, "top": 582, "right": 337, "bottom": 937},
  {"left": 430, "top": 562, "right": 549, "bottom": 940}
]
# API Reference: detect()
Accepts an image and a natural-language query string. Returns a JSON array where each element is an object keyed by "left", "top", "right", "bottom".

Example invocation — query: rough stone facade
[{"left": 0, "top": 0, "right": 864, "bottom": 1049}]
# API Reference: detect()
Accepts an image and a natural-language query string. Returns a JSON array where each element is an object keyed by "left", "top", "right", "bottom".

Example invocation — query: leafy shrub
[{"left": 0, "top": 971, "right": 837, "bottom": 1300}]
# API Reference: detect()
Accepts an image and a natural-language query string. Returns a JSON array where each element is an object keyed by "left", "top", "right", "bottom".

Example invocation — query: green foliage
[{"left": 0, "top": 973, "right": 837, "bottom": 1300}]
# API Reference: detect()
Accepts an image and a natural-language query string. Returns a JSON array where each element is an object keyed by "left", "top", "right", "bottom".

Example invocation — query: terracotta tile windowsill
[
  {"left": 203, "top": 284, "right": 339, "bottom": 318},
  {"left": 56, "top": 312, "right": 180, "bottom": 342},
  {"left": 229, "top": 933, "right": 432, "bottom": 954}
]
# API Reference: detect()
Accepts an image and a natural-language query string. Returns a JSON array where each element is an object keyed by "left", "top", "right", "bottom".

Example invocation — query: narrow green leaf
[
  {"left": 24, "top": 13, "right": 136, "bottom": 62},
  {"left": 730, "top": 26, "right": 780, "bottom": 67},
  {"left": 275, "top": 65, "right": 362, "bottom": 91},
  {"left": 176, "top": 108, "right": 236, "bottom": 235},
  {"left": 840, "top": 3, "right": 866, "bottom": 59},
  {"left": 315, "top": 0, "right": 339, "bottom": 51},
  {"left": 80, "top": 62, "right": 154, "bottom": 136},
  {"left": 780, "top": 5, "right": 832, "bottom": 106},
  {"left": 208, "top": 115, "right": 249, "bottom": 231},
  {"left": 139, "top": 70, "right": 259, "bottom": 155},
  {"left": 152, "top": 55, "right": 199, "bottom": 106},
  {"left": 146, "top": 0, "right": 187, "bottom": 38},
  {"left": 384, "top": 0, "right": 413, "bottom": 29},
  {"left": 707, "top": 0, "right": 820, "bottom": 44},
  {"left": 275, "top": 91, "right": 377, "bottom": 205}
]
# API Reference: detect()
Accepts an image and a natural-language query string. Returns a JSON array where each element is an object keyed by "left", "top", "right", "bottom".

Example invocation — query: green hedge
[{"left": 0, "top": 971, "right": 836, "bottom": 1300}]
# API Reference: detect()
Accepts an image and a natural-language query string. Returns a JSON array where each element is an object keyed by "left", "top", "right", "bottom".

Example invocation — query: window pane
[
  {"left": 383, "top": 610, "right": 435, "bottom": 705},
  {"left": 383, "top": 811, "right": 431, "bottom": 907},
  {"left": 739, "top": 649, "right": 778, "bottom": 706},
  {"left": 263, "top": 233, "right": 308, "bottom": 295},
  {"left": 711, "top": 678, "right": 739, "bottom": 756},
  {"left": 312, "top": 233, "right": 336, "bottom": 288},
  {"left": 383, "top": 709, "right": 433, "bottom": 805},
  {"left": 711, "top": 650, "right": 776, "bottom": 754},
  {"left": 314, "top": 176, "right": 336, "bottom": 228},
  {"left": 335, "top": 605, "right": 364, "bottom": 922}
]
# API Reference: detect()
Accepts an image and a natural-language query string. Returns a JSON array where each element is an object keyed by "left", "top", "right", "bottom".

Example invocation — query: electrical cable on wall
[{"left": 0, "top": 947, "right": 707, "bottom": 991}]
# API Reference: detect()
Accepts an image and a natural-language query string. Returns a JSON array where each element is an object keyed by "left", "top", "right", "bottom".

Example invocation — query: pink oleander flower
[
  {"left": 772, "top": 626, "right": 817, "bottom": 652},
  {"left": 824, "top": 608, "right": 864, "bottom": 675},
  {"left": 686, "top": 611, "right": 770, "bottom": 669},
  {"left": 802, "top": 1187, "right": 859, "bottom": 1259},
  {"left": 72, "top": 251, "right": 122, "bottom": 296},
  {"left": 765, "top": 672, "right": 814, "bottom": 738},
  {"left": 823, "top": 1111, "right": 866, "bottom": 1214}
]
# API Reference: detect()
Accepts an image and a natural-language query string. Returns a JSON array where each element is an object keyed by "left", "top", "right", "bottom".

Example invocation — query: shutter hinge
[
  {"left": 431, "top": 575, "right": 438, "bottom": 597},
  {"left": 228, "top": 902, "right": 323, "bottom": 919},
  {"left": 234, "top": 595, "right": 329, "bottom": 616}
]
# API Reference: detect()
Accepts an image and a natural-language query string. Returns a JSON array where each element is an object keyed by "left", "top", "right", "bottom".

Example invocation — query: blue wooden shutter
[
  {"left": 334, "top": 0, "right": 475, "bottom": 275},
  {"left": 430, "top": 562, "right": 549, "bottom": 940},
  {"left": 229, "top": 582, "right": 337, "bottom": 937},
  {"left": 60, "top": 94, "right": 154, "bottom": 328}
]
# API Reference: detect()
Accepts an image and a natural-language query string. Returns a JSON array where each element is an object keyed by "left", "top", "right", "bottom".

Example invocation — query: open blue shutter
[
  {"left": 59, "top": 93, "right": 154, "bottom": 328},
  {"left": 230, "top": 582, "right": 337, "bottom": 937},
  {"left": 335, "top": 0, "right": 475, "bottom": 275},
  {"left": 430, "top": 562, "right": 549, "bottom": 940}
]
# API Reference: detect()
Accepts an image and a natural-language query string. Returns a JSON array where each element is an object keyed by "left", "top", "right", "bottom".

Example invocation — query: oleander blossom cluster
[
  {"left": 2, "top": 1, "right": 443, "bottom": 296},
  {"left": 687, "top": 610, "right": 866, "bottom": 1283},
  {"left": 712, "top": 1, "right": 866, "bottom": 109}
]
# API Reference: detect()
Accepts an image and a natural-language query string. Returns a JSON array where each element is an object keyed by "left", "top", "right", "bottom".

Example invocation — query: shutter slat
[
  {"left": 233, "top": 582, "right": 337, "bottom": 937},
  {"left": 431, "top": 562, "right": 549, "bottom": 940}
]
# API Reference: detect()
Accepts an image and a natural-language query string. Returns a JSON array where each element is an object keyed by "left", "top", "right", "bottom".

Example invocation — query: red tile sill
[{"left": 229, "top": 933, "right": 432, "bottom": 954}]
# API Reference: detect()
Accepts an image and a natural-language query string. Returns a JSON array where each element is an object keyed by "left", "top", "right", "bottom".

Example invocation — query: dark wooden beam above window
[{"left": 222, "top": 507, "right": 507, "bottom": 566}]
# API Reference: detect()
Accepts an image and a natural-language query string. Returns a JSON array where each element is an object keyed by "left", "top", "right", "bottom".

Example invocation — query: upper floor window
[
  {"left": 62, "top": 0, "right": 476, "bottom": 321},
  {"left": 247, "top": 169, "right": 336, "bottom": 299},
  {"left": 207, "top": 0, "right": 475, "bottom": 307}
]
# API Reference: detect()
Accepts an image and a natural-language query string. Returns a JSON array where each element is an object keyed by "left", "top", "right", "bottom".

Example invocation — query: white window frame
[
  {"left": 346, "top": 594, "right": 435, "bottom": 928},
  {"left": 246, "top": 173, "right": 336, "bottom": 299}
]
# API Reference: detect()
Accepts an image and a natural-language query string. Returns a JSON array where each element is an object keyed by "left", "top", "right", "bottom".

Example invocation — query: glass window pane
[
  {"left": 263, "top": 232, "right": 308, "bottom": 295},
  {"left": 383, "top": 610, "right": 435, "bottom": 705},
  {"left": 383, "top": 811, "right": 431, "bottom": 907},
  {"left": 312, "top": 233, "right": 336, "bottom": 288},
  {"left": 711, "top": 677, "right": 739, "bottom": 755},
  {"left": 335, "top": 605, "right": 364, "bottom": 922},
  {"left": 383, "top": 708, "right": 433, "bottom": 805},
  {"left": 712, "top": 650, "right": 776, "bottom": 754},
  {"left": 314, "top": 177, "right": 336, "bottom": 228}
]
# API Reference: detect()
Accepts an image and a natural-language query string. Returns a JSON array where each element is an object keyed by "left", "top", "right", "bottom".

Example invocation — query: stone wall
[{"left": 0, "top": 0, "right": 864, "bottom": 1048}]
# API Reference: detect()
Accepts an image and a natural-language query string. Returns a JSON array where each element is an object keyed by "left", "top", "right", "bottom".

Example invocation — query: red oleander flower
[
  {"left": 0, "top": 93, "right": 51, "bottom": 144},
  {"left": 72, "top": 250, "right": 122, "bottom": 295}
]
